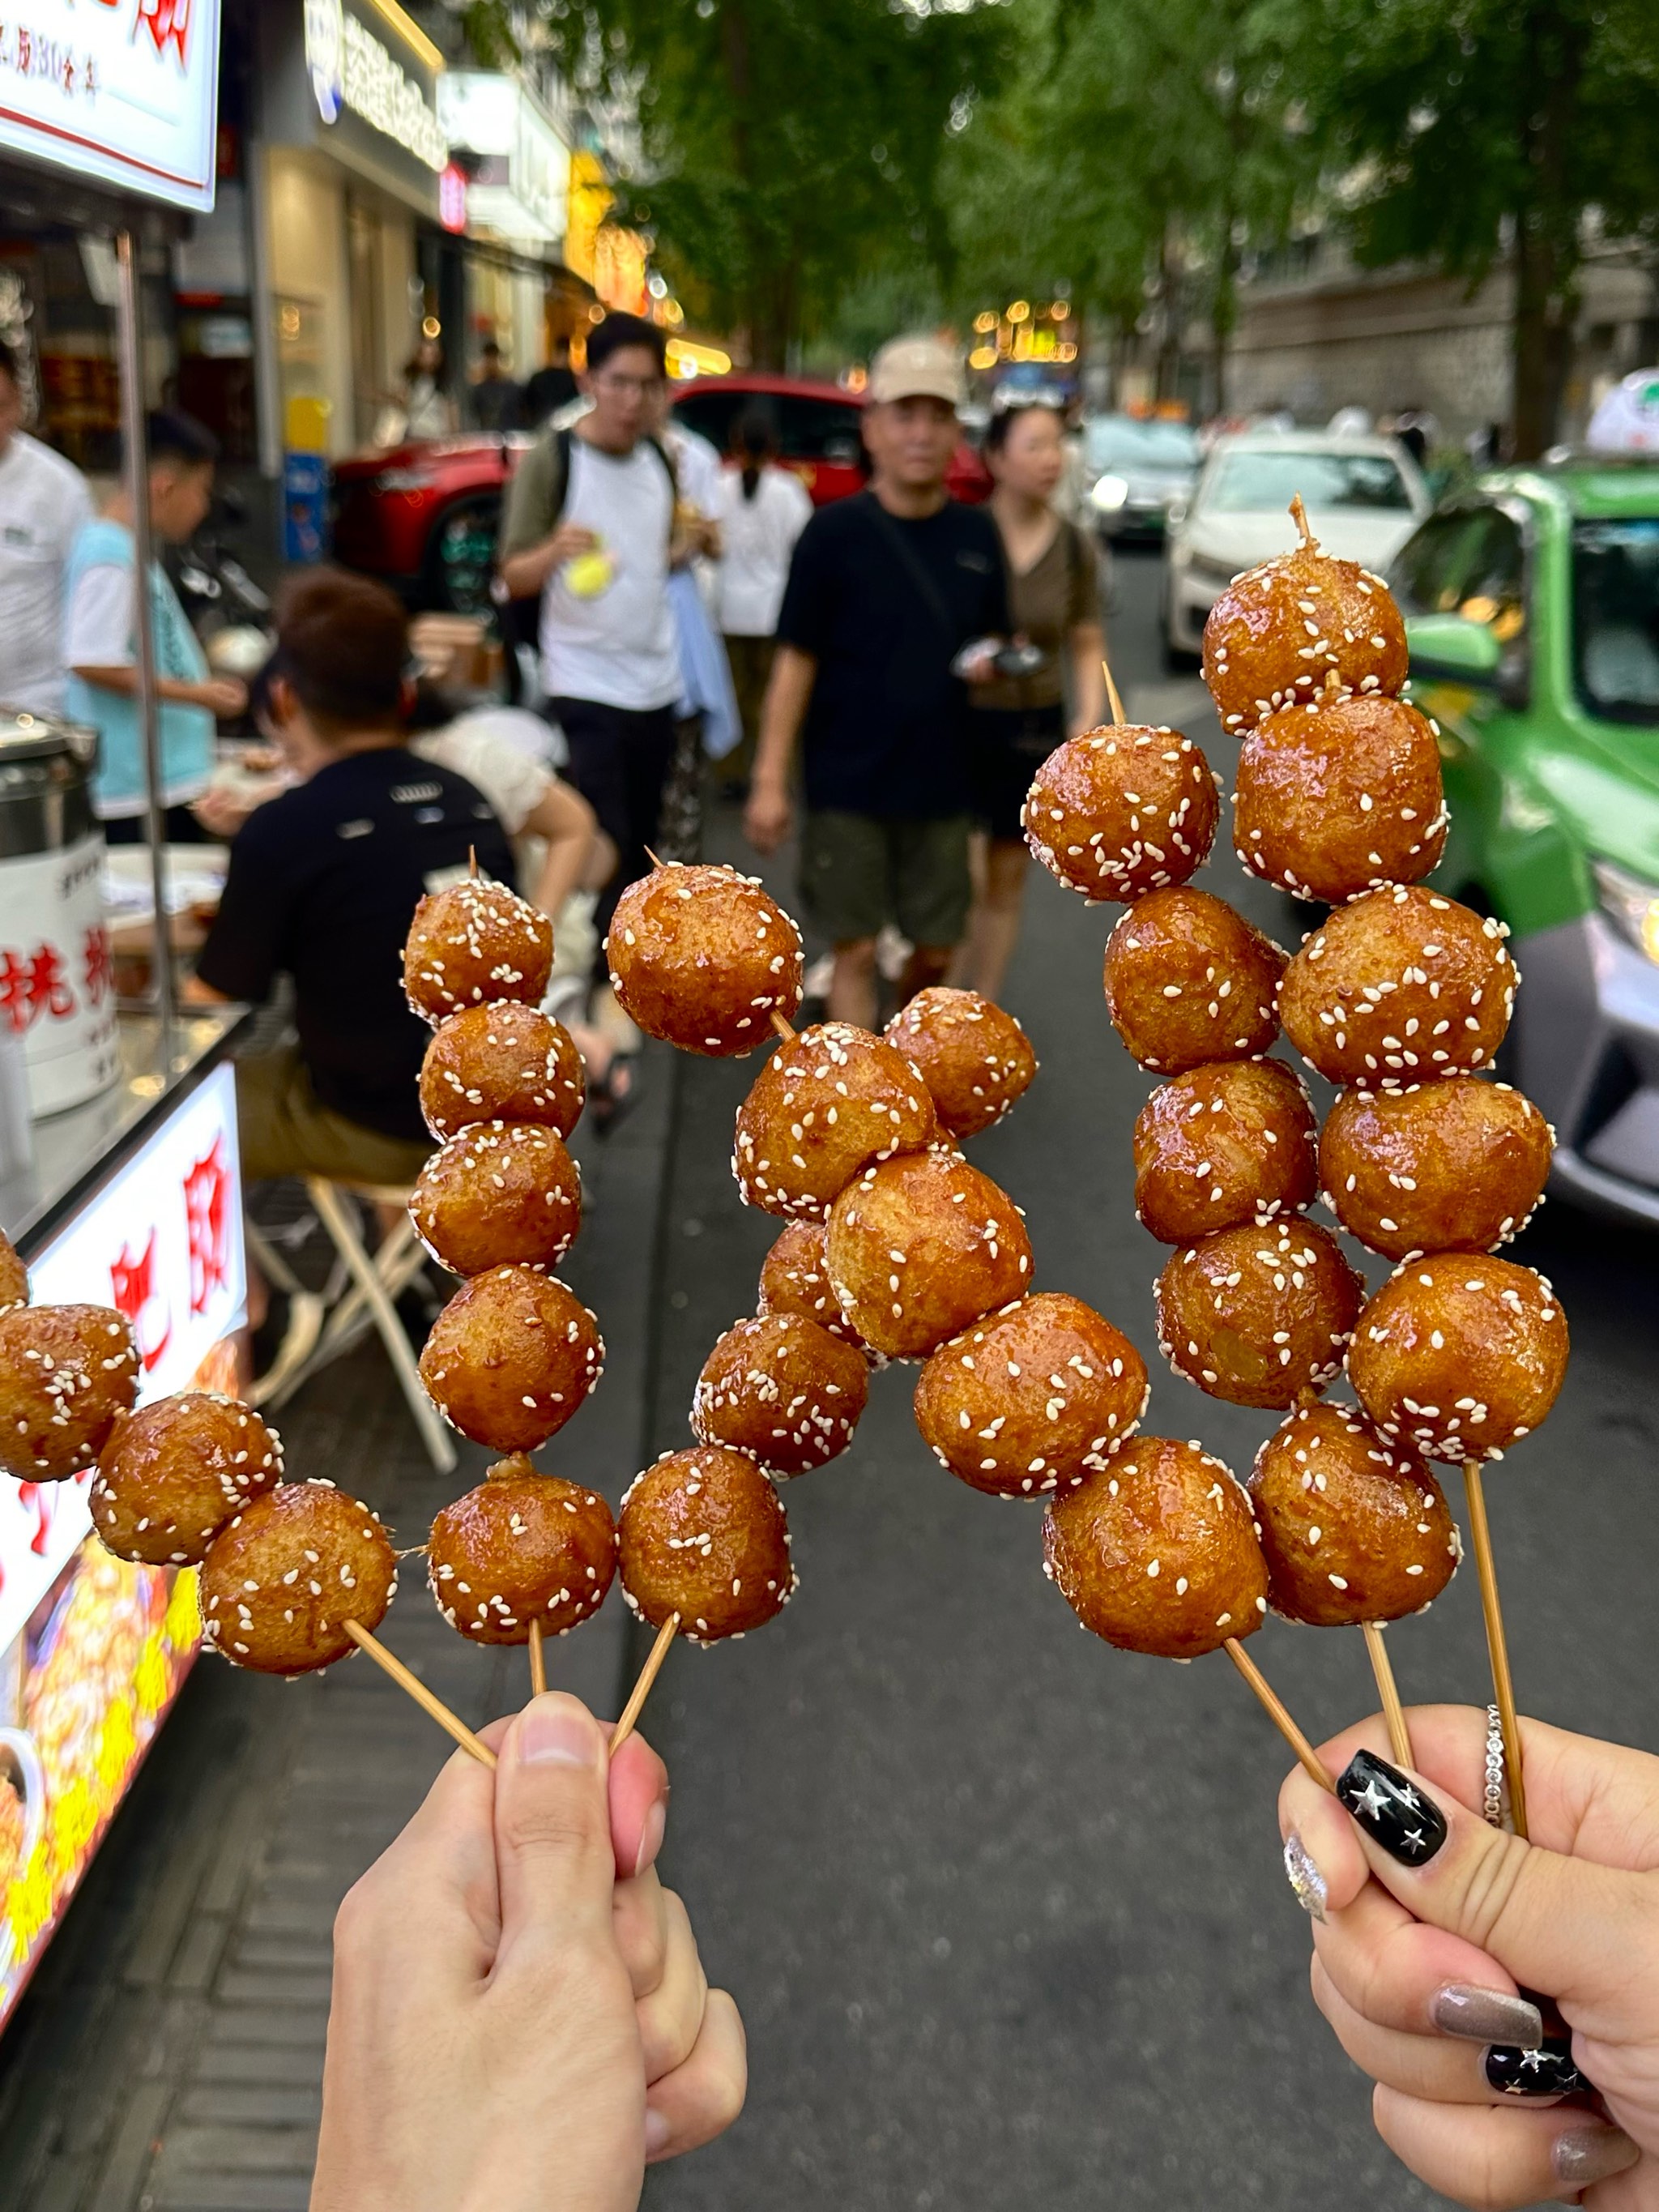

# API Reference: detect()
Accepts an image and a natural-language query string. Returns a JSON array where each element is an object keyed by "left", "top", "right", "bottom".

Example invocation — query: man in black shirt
[
  {"left": 188, "top": 570, "right": 514, "bottom": 1189},
  {"left": 744, "top": 333, "right": 1007, "bottom": 1025},
  {"left": 469, "top": 339, "right": 523, "bottom": 433}
]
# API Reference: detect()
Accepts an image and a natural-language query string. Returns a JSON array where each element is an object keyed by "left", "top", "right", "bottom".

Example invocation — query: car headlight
[
  {"left": 1184, "top": 552, "right": 1239, "bottom": 587},
  {"left": 1090, "top": 473, "right": 1129, "bottom": 512},
  {"left": 373, "top": 468, "right": 437, "bottom": 493},
  {"left": 1592, "top": 858, "right": 1659, "bottom": 963}
]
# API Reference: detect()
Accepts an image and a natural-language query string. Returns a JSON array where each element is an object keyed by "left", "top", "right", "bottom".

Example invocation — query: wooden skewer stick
[
  {"left": 770, "top": 1009, "right": 796, "bottom": 1043},
  {"left": 343, "top": 1621, "right": 497, "bottom": 1770},
  {"left": 1223, "top": 1638, "right": 1334, "bottom": 1791},
  {"left": 1461, "top": 1458, "right": 1527, "bottom": 1838},
  {"left": 644, "top": 846, "right": 664, "bottom": 869},
  {"left": 1100, "top": 656, "right": 1127, "bottom": 728},
  {"left": 528, "top": 1616, "right": 548, "bottom": 1697},
  {"left": 1362, "top": 1621, "right": 1414, "bottom": 1769},
  {"left": 1289, "top": 493, "right": 1317, "bottom": 550},
  {"left": 611, "top": 1613, "right": 680, "bottom": 1755}
]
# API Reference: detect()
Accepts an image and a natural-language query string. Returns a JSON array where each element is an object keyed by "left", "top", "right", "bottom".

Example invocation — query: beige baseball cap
[{"left": 868, "top": 332, "right": 965, "bottom": 408}]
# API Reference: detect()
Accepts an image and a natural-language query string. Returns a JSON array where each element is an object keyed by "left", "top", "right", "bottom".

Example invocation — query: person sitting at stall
[{"left": 64, "top": 407, "right": 247, "bottom": 841}]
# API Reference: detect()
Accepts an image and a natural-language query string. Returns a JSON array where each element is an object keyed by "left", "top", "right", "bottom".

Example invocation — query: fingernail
[
  {"left": 1282, "top": 1831, "right": 1327, "bottom": 1921},
  {"left": 1485, "top": 2036, "right": 1589, "bottom": 2099},
  {"left": 1431, "top": 1984, "right": 1544, "bottom": 2048},
  {"left": 643, "top": 2105, "right": 672, "bottom": 2157},
  {"left": 517, "top": 1700, "right": 600, "bottom": 1769},
  {"left": 634, "top": 1795, "right": 667, "bottom": 1878},
  {"left": 1335, "top": 1749, "right": 1448, "bottom": 1865},
  {"left": 1552, "top": 2124, "right": 1640, "bottom": 2185}
]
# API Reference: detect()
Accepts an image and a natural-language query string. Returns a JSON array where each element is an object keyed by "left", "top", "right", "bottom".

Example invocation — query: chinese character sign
[{"left": 0, "top": 839, "right": 117, "bottom": 1115}]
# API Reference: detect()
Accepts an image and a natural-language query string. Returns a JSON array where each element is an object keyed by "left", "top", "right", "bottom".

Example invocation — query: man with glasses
[{"left": 498, "top": 313, "right": 680, "bottom": 939}]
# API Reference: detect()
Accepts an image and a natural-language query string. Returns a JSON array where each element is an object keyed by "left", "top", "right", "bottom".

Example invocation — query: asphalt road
[{"left": 638, "top": 546, "right": 1659, "bottom": 2212}]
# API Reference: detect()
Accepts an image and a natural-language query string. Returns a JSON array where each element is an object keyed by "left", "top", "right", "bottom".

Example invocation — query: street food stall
[{"left": 0, "top": 0, "right": 232, "bottom": 2033}]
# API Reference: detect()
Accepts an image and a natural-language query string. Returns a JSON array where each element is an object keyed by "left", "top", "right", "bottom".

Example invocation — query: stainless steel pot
[{"left": 0, "top": 712, "right": 98, "bottom": 858}]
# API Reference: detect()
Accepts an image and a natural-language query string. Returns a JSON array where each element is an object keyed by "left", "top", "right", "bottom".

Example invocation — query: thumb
[{"left": 493, "top": 1693, "right": 616, "bottom": 1967}]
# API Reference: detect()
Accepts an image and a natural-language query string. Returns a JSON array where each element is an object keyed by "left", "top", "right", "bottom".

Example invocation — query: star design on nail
[
  {"left": 1394, "top": 1782, "right": 1421, "bottom": 1811},
  {"left": 1518, "top": 2048, "right": 1546, "bottom": 2073},
  {"left": 1352, "top": 1779, "right": 1391, "bottom": 1820},
  {"left": 1401, "top": 1827, "right": 1427, "bottom": 1854}
]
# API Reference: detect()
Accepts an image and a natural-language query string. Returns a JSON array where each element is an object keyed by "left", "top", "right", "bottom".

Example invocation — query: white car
[{"left": 1162, "top": 432, "right": 1431, "bottom": 665}]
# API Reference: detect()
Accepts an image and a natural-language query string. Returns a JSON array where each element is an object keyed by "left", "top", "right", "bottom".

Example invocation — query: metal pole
[{"left": 113, "top": 225, "right": 174, "bottom": 1030}]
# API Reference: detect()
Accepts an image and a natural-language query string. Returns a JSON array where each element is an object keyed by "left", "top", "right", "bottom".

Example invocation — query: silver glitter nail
[
  {"left": 1552, "top": 2125, "right": 1640, "bottom": 2186},
  {"left": 1283, "top": 1831, "right": 1327, "bottom": 1922}
]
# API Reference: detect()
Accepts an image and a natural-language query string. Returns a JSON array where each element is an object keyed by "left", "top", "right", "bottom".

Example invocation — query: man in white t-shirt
[
  {"left": 497, "top": 313, "right": 682, "bottom": 943},
  {"left": 0, "top": 342, "right": 92, "bottom": 715}
]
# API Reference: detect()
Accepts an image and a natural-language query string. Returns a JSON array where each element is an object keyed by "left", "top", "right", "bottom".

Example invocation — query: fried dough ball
[
  {"left": 199, "top": 1482, "right": 397, "bottom": 1675},
  {"left": 732, "top": 1023, "right": 936, "bottom": 1220},
  {"left": 607, "top": 861, "right": 804, "bottom": 1056},
  {"left": 403, "top": 877, "right": 553, "bottom": 1024},
  {"left": 1155, "top": 1219, "right": 1363, "bottom": 1410},
  {"left": 1102, "top": 888, "right": 1286, "bottom": 1074},
  {"left": 1201, "top": 531, "right": 1408, "bottom": 732},
  {"left": 1024, "top": 725, "right": 1218, "bottom": 902},
  {"left": 92, "top": 1394, "right": 283, "bottom": 1567},
  {"left": 419, "top": 1266, "right": 603, "bottom": 1452},
  {"left": 884, "top": 988, "right": 1037, "bottom": 1139},
  {"left": 1321, "top": 1078, "right": 1553, "bottom": 1260},
  {"left": 692, "top": 1313, "right": 868, "bottom": 1476},
  {"left": 1278, "top": 885, "right": 1516, "bottom": 1088},
  {"left": 1043, "top": 1437, "right": 1269, "bottom": 1659},
  {"left": 619, "top": 1445, "right": 795, "bottom": 1644},
  {"left": 1347, "top": 1254, "right": 1568, "bottom": 1463},
  {"left": 429, "top": 1455, "right": 616, "bottom": 1644},
  {"left": 914, "top": 1292, "right": 1148, "bottom": 1499},
  {"left": 412, "top": 1121, "right": 581, "bottom": 1276},
  {"left": 419, "top": 1002, "right": 585, "bottom": 1142},
  {"left": 1133, "top": 1057, "right": 1316, "bottom": 1244},
  {"left": 1248, "top": 1402, "right": 1461, "bottom": 1627},
  {"left": 825, "top": 1149, "right": 1034, "bottom": 1360},
  {"left": 1235, "top": 692, "right": 1448, "bottom": 902},
  {"left": 0, "top": 1228, "right": 25, "bottom": 1313},
  {"left": 757, "top": 1220, "right": 868, "bottom": 1352},
  {"left": 0, "top": 1305, "right": 138, "bottom": 1480}
]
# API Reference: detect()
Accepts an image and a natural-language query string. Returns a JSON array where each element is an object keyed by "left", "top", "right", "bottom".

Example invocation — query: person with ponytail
[{"left": 714, "top": 406, "right": 812, "bottom": 791}]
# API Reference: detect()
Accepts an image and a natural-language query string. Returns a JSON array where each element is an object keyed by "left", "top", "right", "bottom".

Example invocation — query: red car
[{"left": 328, "top": 371, "right": 991, "bottom": 614}]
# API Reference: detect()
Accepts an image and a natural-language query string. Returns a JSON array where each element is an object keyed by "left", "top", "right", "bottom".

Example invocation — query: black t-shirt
[
  {"left": 196, "top": 747, "right": 516, "bottom": 1142},
  {"left": 775, "top": 491, "right": 1009, "bottom": 818}
]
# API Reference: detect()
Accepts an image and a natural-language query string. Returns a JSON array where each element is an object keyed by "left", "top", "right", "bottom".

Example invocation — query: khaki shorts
[
  {"left": 799, "top": 810, "right": 972, "bottom": 950},
  {"left": 236, "top": 1048, "right": 435, "bottom": 1190}
]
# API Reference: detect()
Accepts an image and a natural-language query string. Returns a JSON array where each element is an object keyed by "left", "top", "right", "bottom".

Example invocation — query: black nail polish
[
  {"left": 1335, "top": 1749, "right": 1448, "bottom": 1864},
  {"left": 1485, "top": 2036, "right": 1591, "bottom": 2099}
]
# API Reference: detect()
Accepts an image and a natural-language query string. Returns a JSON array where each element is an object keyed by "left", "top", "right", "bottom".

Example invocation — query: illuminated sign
[
  {"left": 565, "top": 149, "right": 610, "bottom": 285},
  {"left": 438, "top": 160, "right": 467, "bottom": 233},
  {"left": 437, "top": 72, "right": 569, "bottom": 243},
  {"left": 0, "top": 0, "right": 221, "bottom": 213},
  {"left": 305, "top": 0, "right": 446, "bottom": 172}
]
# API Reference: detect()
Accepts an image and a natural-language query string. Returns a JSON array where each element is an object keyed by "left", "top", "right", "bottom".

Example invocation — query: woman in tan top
[{"left": 959, "top": 401, "right": 1107, "bottom": 997}]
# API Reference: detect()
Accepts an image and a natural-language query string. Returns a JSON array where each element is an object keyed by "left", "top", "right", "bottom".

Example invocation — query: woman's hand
[
  {"left": 311, "top": 1693, "right": 745, "bottom": 2212},
  {"left": 1280, "top": 1706, "right": 1659, "bottom": 2207}
]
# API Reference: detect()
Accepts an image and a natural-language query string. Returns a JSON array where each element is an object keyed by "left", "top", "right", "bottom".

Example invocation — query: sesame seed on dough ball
[
  {"left": 1277, "top": 885, "right": 1516, "bottom": 1088},
  {"left": 693, "top": 1313, "right": 868, "bottom": 1476},
  {"left": 411, "top": 1120, "right": 582, "bottom": 1277},
  {"left": 913, "top": 1292, "right": 1148, "bottom": 1499},
  {"left": 93, "top": 1393, "right": 283, "bottom": 1567},
  {"left": 1154, "top": 1219, "right": 1364, "bottom": 1411},
  {"left": 757, "top": 1219, "right": 869, "bottom": 1354},
  {"left": 0, "top": 1228, "right": 26, "bottom": 1313},
  {"left": 606, "top": 861, "right": 804, "bottom": 1057},
  {"left": 1023, "top": 724, "right": 1218, "bottom": 903},
  {"left": 1346, "top": 1253, "right": 1568, "bottom": 1464},
  {"left": 732, "top": 1023, "right": 937, "bottom": 1220},
  {"left": 884, "top": 987, "right": 1037, "bottom": 1139},
  {"left": 419, "top": 1002, "right": 586, "bottom": 1142},
  {"left": 198, "top": 1481, "right": 397, "bottom": 1675},
  {"left": 1320, "top": 1078, "right": 1553, "bottom": 1261},
  {"left": 1248, "top": 1401, "right": 1461, "bottom": 1627},
  {"left": 0, "top": 1305, "right": 139, "bottom": 1480},
  {"left": 1133, "top": 1057, "right": 1316, "bottom": 1245},
  {"left": 419, "top": 1266, "right": 603, "bottom": 1452},
  {"left": 1102, "top": 887, "right": 1286, "bottom": 1074},
  {"left": 1202, "top": 536, "right": 1407, "bottom": 733},
  {"left": 1235, "top": 692, "right": 1449, "bottom": 903},
  {"left": 1042, "top": 1437, "right": 1269, "bottom": 1659},
  {"left": 825, "top": 1148, "right": 1034, "bottom": 1361},
  {"left": 619, "top": 1445, "right": 795, "bottom": 1645},
  {"left": 403, "top": 877, "right": 553, "bottom": 1025},
  {"left": 428, "top": 1455, "right": 616, "bottom": 1645}
]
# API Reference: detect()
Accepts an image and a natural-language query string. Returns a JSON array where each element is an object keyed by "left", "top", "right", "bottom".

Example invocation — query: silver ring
[{"left": 1483, "top": 1703, "right": 1507, "bottom": 1827}]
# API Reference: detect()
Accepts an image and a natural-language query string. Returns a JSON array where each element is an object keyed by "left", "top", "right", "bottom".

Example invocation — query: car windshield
[
  {"left": 1574, "top": 517, "right": 1659, "bottom": 726},
  {"left": 1085, "top": 417, "right": 1199, "bottom": 472},
  {"left": 1206, "top": 450, "right": 1414, "bottom": 513}
]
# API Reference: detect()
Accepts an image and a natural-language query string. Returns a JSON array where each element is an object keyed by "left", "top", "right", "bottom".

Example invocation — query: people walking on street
[
  {"left": 524, "top": 335, "right": 579, "bottom": 428},
  {"left": 398, "top": 336, "right": 457, "bottom": 440},
  {"left": 497, "top": 311, "right": 682, "bottom": 948},
  {"left": 64, "top": 408, "right": 246, "bottom": 840},
  {"left": 0, "top": 339, "right": 91, "bottom": 716},
  {"left": 714, "top": 408, "right": 812, "bottom": 790},
  {"left": 744, "top": 334, "right": 1008, "bottom": 1027},
  {"left": 468, "top": 339, "right": 523, "bottom": 433},
  {"left": 958, "top": 399, "right": 1106, "bottom": 998}
]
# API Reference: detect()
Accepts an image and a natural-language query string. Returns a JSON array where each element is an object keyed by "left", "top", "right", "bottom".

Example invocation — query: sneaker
[{"left": 248, "top": 1287, "right": 324, "bottom": 1407}]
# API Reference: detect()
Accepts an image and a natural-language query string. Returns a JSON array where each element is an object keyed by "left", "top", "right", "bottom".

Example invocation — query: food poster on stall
[{"left": 0, "top": 1063, "right": 245, "bottom": 2031}]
